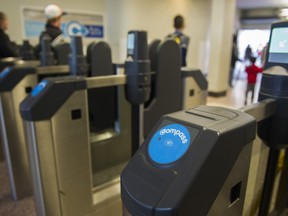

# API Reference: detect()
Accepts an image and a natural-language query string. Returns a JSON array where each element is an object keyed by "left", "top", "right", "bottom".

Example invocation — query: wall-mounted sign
[{"left": 22, "top": 6, "right": 104, "bottom": 40}]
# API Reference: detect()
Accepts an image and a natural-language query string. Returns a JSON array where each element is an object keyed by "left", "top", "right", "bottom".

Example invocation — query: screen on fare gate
[
  {"left": 268, "top": 27, "right": 288, "bottom": 64},
  {"left": 127, "top": 33, "right": 135, "bottom": 56}
]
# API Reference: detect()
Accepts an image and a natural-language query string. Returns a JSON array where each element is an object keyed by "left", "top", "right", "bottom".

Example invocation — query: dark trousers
[{"left": 245, "top": 83, "right": 256, "bottom": 105}]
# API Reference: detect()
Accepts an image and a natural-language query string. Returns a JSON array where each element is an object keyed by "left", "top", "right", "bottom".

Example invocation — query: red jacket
[{"left": 245, "top": 64, "right": 263, "bottom": 84}]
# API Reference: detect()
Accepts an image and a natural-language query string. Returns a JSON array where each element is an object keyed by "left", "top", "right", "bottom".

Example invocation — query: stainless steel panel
[
  {"left": 86, "top": 74, "right": 126, "bottom": 89},
  {"left": 208, "top": 142, "right": 253, "bottom": 216},
  {"left": 0, "top": 74, "right": 37, "bottom": 200},
  {"left": 36, "top": 65, "right": 69, "bottom": 75},
  {"left": 24, "top": 120, "right": 61, "bottom": 216},
  {"left": 51, "top": 90, "right": 93, "bottom": 216},
  {"left": 0, "top": 57, "right": 22, "bottom": 62},
  {"left": 16, "top": 60, "right": 39, "bottom": 67},
  {"left": 0, "top": 132, "right": 3, "bottom": 161},
  {"left": 243, "top": 136, "right": 270, "bottom": 216},
  {"left": 91, "top": 86, "right": 132, "bottom": 186},
  {"left": 90, "top": 178, "right": 122, "bottom": 216},
  {"left": 24, "top": 90, "right": 94, "bottom": 216},
  {"left": 182, "top": 76, "right": 207, "bottom": 110},
  {"left": 0, "top": 59, "right": 39, "bottom": 67}
]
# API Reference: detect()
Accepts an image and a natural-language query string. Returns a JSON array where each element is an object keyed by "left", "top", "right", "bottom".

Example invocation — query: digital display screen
[
  {"left": 268, "top": 27, "right": 288, "bottom": 64},
  {"left": 127, "top": 33, "right": 135, "bottom": 55}
]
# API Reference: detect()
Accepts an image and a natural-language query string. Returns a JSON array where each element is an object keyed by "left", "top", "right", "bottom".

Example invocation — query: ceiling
[
  {"left": 236, "top": 0, "right": 288, "bottom": 29},
  {"left": 237, "top": 0, "right": 288, "bottom": 9}
]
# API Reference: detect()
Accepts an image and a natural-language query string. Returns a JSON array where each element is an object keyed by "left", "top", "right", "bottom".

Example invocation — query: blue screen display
[{"left": 268, "top": 27, "right": 288, "bottom": 64}]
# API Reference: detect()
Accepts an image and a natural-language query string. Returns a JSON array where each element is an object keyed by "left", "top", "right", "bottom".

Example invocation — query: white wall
[
  {"left": 207, "top": 0, "right": 236, "bottom": 93},
  {"left": 2, "top": 0, "right": 236, "bottom": 93},
  {"left": 3, "top": 0, "right": 211, "bottom": 68},
  {"left": 106, "top": 0, "right": 211, "bottom": 67},
  {"left": 1, "top": 0, "right": 106, "bottom": 44}
]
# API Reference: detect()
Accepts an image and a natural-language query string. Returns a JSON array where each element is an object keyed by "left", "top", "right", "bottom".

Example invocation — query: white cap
[{"left": 44, "top": 4, "right": 66, "bottom": 19}]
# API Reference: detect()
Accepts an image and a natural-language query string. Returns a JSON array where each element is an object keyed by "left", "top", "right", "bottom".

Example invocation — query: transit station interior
[{"left": 1, "top": 0, "right": 288, "bottom": 215}]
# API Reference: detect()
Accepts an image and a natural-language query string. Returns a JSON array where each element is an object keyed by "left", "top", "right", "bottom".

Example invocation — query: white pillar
[{"left": 207, "top": 0, "right": 236, "bottom": 96}]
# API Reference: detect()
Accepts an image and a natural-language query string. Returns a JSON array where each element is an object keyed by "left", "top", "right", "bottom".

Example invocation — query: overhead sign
[
  {"left": 22, "top": 7, "right": 104, "bottom": 39},
  {"left": 64, "top": 21, "right": 103, "bottom": 38}
]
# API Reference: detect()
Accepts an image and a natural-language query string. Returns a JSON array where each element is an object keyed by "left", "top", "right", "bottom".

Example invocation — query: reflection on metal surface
[
  {"left": 21, "top": 75, "right": 132, "bottom": 215},
  {"left": 36, "top": 65, "right": 70, "bottom": 74},
  {"left": 93, "top": 177, "right": 120, "bottom": 205},
  {"left": 115, "top": 64, "right": 125, "bottom": 75},
  {"left": 0, "top": 133, "right": 3, "bottom": 161},
  {"left": 90, "top": 129, "right": 118, "bottom": 144},
  {"left": 24, "top": 90, "right": 94, "bottom": 216},
  {"left": 24, "top": 120, "right": 55, "bottom": 216},
  {"left": 87, "top": 74, "right": 126, "bottom": 88},
  {"left": 0, "top": 63, "right": 72, "bottom": 201},
  {"left": 183, "top": 76, "right": 207, "bottom": 110},
  {"left": 0, "top": 57, "right": 21, "bottom": 62},
  {"left": 50, "top": 90, "right": 93, "bottom": 216},
  {"left": 90, "top": 178, "right": 122, "bottom": 216},
  {"left": 93, "top": 162, "right": 127, "bottom": 187},
  {"left": 0, "top": 74, "right": 37, "bottom": 200},
  {"left": 0, "top": 58, "right": 38, "bottom": 66},
  {"left": 243, "top": 136, "right": 270, "bottom": 216},
  {"left": 16, "top": 60, "right": 39, "bottom": 67}
]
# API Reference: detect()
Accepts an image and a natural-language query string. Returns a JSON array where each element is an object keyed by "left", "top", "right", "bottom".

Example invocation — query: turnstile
[
  {"left": 0, "top": 58, "right": 38, "bottom": 163},
  {"left": 17, "top": 31, "right": 208, "bottom": 215},
  {"left": 121, "top": 101, "right": 276, "bottom": 216},
  {"left": 19, "top": 31, "right": 151, "bottom": 216},
  {"left": 21, "top": 75, "right": 129, "bottom": 216},
  {"left": 0, "top": 37, "right": 73, "bottom": 200},
  {"left": 0, "top": 37, "right": 70, "bottom": 164},
  {"left": 144, "top": 39, "right": 207, "bottom": 138},
  {"left": 18, "top": 31, "right": 208, "bottom": 216},
  {"left": 0, "top": 65, "right": 70, "bottom": 200},
  {"left": 122, "top": 105, "right": 257, "bottom": 215},
  {"left": 121, "top": 20, "right": 288, "bottom": 216}
]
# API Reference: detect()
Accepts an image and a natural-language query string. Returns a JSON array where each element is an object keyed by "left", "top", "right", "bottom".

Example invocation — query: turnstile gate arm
[
  {"left": 86, "top": 74, "right": 126, "bottom": 88},
  {"left": 36, "top": 65, "right": 70, "bottom": 75},
  {"left": 239, "top": 99, "right": 277, "bottom": 122}
]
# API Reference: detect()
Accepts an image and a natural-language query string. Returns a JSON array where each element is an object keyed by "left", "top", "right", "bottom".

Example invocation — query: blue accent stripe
[{"left": 31, "top": 80, "right": 48, "bottom": 97}]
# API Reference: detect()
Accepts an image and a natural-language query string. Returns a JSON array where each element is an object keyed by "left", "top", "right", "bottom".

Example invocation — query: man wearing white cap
[{"left": 39, "top": 4, "right": 66, "bottom": 48}]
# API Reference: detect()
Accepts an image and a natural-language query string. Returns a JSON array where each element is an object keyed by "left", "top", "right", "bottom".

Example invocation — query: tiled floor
[
  {"left": 207, "top": 74, "right": 261, "bottom": 109},
  {"left": 0, "top": 162, "right": 36, "bottom": 216}
]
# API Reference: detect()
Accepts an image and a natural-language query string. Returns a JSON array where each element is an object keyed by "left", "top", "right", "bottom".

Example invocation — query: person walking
[
  {"left": 0, "top": 12, "right": 19, "bottom": 58},
  {"left": 166, "top": 15, "right": 190, "bottom": 67},
  {"left": 244, "top": 56, "right": 263, "bottom": 105}
]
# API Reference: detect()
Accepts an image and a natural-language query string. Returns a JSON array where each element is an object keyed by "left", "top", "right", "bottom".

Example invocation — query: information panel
[{"left": 22, "top": 6, "right": 104, "bottom": 40}]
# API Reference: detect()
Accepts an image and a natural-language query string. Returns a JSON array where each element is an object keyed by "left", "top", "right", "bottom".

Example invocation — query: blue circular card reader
[
  {"left": 31, "top": 80, "right": 48, "bottom": 97},
  {"left": 148, "top": 124, "right": 191, "bottom": 164}
]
